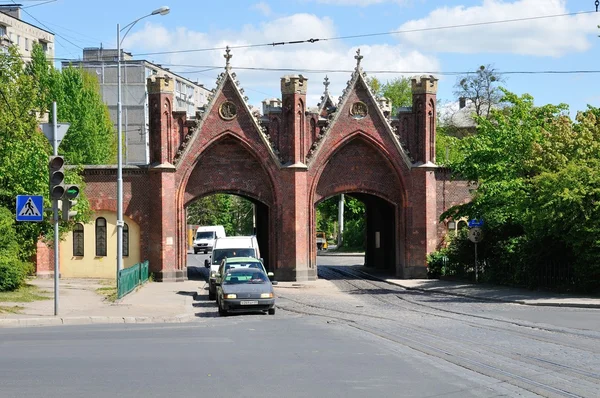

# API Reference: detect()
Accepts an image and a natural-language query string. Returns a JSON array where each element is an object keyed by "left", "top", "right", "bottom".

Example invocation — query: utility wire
[
  {"left": 9, "top": 0, "right": 83, "bottom": 51},
  {"left": 133, "top": 10, "right": 597, "bottom": 57}
]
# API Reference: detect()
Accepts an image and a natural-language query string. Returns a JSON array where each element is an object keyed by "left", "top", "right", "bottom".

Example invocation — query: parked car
[
  {"left": 204, "top": 236, "right": 261, "bottom": 300},
  {"left": 316, "top": 232, "right": 328, "bottom": 250},
  {"left": 216, "top": 268, "right": 277, "bottom": 316},
  {"left": 215, "top": 257, "right": 274, "bottom": 295},
  {"left": 193, "top": 225, "right": 226, "bottom": 254}
]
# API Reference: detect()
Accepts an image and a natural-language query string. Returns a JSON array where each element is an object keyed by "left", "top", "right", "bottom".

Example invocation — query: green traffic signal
[{"left": 65, "top": 185, "right": 80, "bottom": 199}]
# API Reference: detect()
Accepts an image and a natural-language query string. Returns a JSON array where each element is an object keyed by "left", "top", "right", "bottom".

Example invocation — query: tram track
[
  {"left": 276, "top": 266, "right": 600, "bottom": 397},
  {"left": 320, "top": 266, "right": 600, "bottom": 351}
]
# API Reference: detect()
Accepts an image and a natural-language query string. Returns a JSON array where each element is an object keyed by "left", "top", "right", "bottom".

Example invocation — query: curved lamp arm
[{"left": 119, "top": 6, "right": 170, "bottom": 46}]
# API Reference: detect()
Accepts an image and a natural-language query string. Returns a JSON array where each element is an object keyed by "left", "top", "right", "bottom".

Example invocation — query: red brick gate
[{"left": 72, "top": 50, "right": 470, "bottom": 282}]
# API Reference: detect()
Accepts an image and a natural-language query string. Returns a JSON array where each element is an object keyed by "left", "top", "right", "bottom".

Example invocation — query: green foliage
[
  {"left": 435, "top": 127, "right": 463, "bottom": 166},
  {"left": 0, "top": 44, "right": 99, "bottom": 267},
  {"left": 27, "top": 46, "right": 117, "bottom": 165},
  {"left": 187, "top": 194, "right": 254, "bottom": 236},
  {"left": 0, "top": 207, "right": 27, "bottom": 291},
  {"left": 316, "top": 195, "right": 365, "bottom": 249},
  {"left": 367, "top": 77, "right": 412, "bottom": 112},
  {"left": 440, "top": 91, "right": 600, "bottom": 292}
]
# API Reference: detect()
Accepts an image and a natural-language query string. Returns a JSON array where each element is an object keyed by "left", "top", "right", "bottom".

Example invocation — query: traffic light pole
[{"left": 52, "top": 102, "right": 60, "bottom": 316}]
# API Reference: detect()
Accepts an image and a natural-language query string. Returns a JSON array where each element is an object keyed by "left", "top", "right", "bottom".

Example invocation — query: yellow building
[{"left": 59, "top": 211, "right": 141, "bottom": 279}]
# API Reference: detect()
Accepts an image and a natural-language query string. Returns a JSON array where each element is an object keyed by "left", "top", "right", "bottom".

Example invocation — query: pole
[
  {"left": 116, "top": 23, "right": 123, "bottom": 291},
  {"left": 337, "top": 194, "right": 344, "bottom": 247},
  {"left": 474, "top": 242, "right": 478, "bottom": 283},
  {"left": 52, "top": 101, "right": 59, "bottom": 316}
]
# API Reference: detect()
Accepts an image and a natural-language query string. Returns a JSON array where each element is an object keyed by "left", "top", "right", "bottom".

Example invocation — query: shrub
[{"left": 0, "top": 206, "right": 27, "bottom": 291}]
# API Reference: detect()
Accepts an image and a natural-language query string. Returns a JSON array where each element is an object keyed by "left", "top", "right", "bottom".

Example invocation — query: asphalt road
[{"left": 0, "top": 253, "right": 598, "bottom": 397}]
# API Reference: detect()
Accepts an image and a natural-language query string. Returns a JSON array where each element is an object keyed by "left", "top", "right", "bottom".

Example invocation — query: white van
[
  {"left": 204, "top": 236, "right": 261, "bottom": 300},
  {"left": 193, "top": 225, "right": 226, "bottom": 254}
]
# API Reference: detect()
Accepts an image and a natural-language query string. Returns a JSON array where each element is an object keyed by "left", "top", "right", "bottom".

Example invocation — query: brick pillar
[
  {"left": 406, "top": 75, "right": 438, "bottom": 278},
  {"left": 280, "top": 75, "right": 308, "bottom": 165},
  {"left": 277, "top": 166, "right": 314, "bottom": 281},
  {"left": 35, "top": 238, "right": 54, "bottom": 278},
  {"left": 146, "top": 75, "right": 184, "bottom": 281},
  {"left": 148, "top": 166, "right": 182, "bottom": 281}
]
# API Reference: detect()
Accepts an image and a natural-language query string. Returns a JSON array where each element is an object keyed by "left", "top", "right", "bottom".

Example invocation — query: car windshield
[
  {"left": 213, "top": 249, "right": 255, "bottom": 264},
  {"left": 226, "top": 261, "right": 264, "bottom": 272},
  {"left": 196, "top": 231, "right": 215, "bottom": 239},
  {"left": 224, "top": 271, "right": 267, "bottom": 284}
]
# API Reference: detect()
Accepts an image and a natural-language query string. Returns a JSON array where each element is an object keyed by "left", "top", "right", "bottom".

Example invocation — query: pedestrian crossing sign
[{"left": 16, "top": 195, "right": 44, "bottom": 222}]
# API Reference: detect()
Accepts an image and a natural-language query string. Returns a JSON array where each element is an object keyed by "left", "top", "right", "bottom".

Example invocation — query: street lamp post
[{"left": 116, "top": 6, "right": 170, "bottom": 287}]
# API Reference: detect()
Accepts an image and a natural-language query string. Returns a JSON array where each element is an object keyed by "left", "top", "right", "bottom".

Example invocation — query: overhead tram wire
[
  {"left": 133, "top": 10, "right": 597, "bottom": 58},
  {"left": 166, "top": 65, "right": 600, "bottom": 76}
]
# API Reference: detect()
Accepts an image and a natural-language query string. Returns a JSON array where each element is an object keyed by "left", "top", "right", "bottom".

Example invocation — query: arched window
[
  {"left": 95, "top": 217, "right": 107, "bottom": 257},
  {"left": 123, "top": 222, "right": 129, "bottom": 257},
  {"left": 73, "top": 223, "right": 84, "bottom": 257}
]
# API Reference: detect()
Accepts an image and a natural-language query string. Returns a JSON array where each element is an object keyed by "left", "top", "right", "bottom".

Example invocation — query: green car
[{"left": 214, "top": 257, "right": 274, "bottom": 301}]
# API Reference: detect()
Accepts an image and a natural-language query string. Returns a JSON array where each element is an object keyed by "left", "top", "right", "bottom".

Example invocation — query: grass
[
  {"left": 96, "top": 285, "right": 117, "bottom": 302},
  {"left": 0, "top": 284, "right": 52, "bottom": 303},
  {"left": 0, "top": 305, "right": 25, "bottom": 314}
]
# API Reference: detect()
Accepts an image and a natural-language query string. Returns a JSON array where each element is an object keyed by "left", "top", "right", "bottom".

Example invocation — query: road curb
[
  {"left": 362, "top": 274, "right": 600, "bottom": 309},
  {"left": 0, "top": 313, "right": 198, "bottom": 329}
]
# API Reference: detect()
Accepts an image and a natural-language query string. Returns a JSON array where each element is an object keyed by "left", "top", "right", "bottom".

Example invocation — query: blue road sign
[
  {"left": 16, "top": 195, "right": 44, "bottom": 222},
  {"left": 468, "top": 218, "right": 484, "bottom": 228}
]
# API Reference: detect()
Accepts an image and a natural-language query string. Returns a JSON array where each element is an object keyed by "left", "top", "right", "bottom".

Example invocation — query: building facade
[
  {"left": 63, "top": 48, "right": 211, "bottom": 164},
  {"left": 36, "top": 50, "right": 472, "bottom": 282},
  {"left": 0, "top": 5, "right": 54, "bottom": 59}
]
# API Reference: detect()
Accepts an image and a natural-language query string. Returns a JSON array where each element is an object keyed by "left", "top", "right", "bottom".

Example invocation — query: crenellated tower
[
  {"left": 410, "top": 75, "right": 438, "bottom": 165},
  {"left": 280, "top": 75, "right": 308, "bottom": 165}
]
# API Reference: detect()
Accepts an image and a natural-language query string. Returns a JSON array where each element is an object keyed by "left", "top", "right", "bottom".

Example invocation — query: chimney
[
  {"left": 0, "top": 5, "right": 21, "bottom": 19},
  {"left": 459, "top": 97, "right": 466, "bottom": 109}
]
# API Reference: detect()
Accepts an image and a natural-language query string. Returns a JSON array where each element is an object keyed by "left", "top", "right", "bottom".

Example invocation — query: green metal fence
[{"left": 117, "top": 260, "right": 150, "bottom": 299}]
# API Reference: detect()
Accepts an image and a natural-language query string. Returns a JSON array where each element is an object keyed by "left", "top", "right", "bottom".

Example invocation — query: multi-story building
[
  {"left": 0, "top": 4, "right": 54, "bottom": 59},
  {"left": 64, "top": 47, "right": 211, "bottom": 164}
]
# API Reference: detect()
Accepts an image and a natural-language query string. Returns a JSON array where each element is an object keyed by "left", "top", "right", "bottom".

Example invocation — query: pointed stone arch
[{"left": 311, "top": 132, "right": 407, "bottom": 274}]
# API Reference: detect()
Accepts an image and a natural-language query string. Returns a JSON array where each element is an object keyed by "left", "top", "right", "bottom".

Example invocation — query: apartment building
[
  {"left": 0, "top": 4, "right": 54, "bottom": 59},
  {"left": 64, "top": 47, "right": 211, "bottom": 164}
]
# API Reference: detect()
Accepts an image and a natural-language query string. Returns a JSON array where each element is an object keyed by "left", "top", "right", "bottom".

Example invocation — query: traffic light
[
  {"left": 48, "top": 156, "right": 65, "bottom": 200},
  {"left": 61, "top": 185, "right": 80, "bottom": 221}
]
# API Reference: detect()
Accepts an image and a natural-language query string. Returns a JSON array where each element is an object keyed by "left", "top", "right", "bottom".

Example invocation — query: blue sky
[{"left": 16, "top": 0, "right": 600, "bottom": 116}]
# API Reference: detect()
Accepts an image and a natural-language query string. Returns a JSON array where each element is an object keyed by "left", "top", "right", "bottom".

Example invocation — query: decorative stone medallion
[
  {"left": 350, "top": 101, "right": 368, "bottom": 119},
  {"left": 219, "top": 101, "right": 237, "bottom": 120}
]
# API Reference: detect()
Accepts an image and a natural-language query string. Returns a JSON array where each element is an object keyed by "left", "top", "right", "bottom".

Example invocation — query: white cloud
[
  {"left": 252, "top": 2, "right": 273, "bottom": 17},
  {"left": 312, "top": 0, "right": 408, "bottom": 6},
  {"left": 394, "top": 0, "right": 598, "bottom": 57},
  {"left": 123, "top": 14, "right": 440, "bottom": 110}
]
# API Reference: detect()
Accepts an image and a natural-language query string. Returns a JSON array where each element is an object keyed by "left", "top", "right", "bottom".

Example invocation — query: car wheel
[
  {"left": 194, "top": 249, "right": 198, "bottom": 254},
  {"left": 218, "top": 302, "right": 227, "bottom": 316},
  {"left": 268, "top": 308, "right": 275, "bottom": 315},
  {"left": 208, "top": 290, "right": 216, "bottom": 300}
]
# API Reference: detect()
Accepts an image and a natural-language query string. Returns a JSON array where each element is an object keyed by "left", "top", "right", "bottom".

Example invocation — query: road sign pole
[
  {"left": 474, "top": 242, "right": 478, "bottom": 283},
  {"left": 52, "top": 102, "right": 60, "bottom": 316}
]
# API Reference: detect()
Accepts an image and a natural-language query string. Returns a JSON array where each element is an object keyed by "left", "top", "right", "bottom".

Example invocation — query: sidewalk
[
  {"left": 0, "top": 277, "right": 204, "bottom": 328},
  {"left": 1, "top": 265, "right": 598, "bottom": 328},
  {"left": 352, "top": 266, "right": 600, "bottom": 309}
]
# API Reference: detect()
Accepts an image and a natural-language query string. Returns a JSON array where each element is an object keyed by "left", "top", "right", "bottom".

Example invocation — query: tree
[
  {"left": 438, "top": 89, "right": 600, "bottom": 291},
  {"left": 187, "top": 194, "right": 254, "bottom": 236},
  {"left": 0, "top": 46, "right": 92, "bottom": 274},
  {"left": 367, "top": 77, "right": 412, "bottom": 113},
  {"left": 27, "top": 44, "right": 117, "bottom": 165},
  {"left": 454, "top": 64, "right": 505, "bottom": 120}
]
